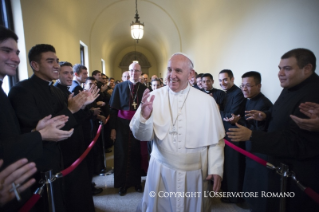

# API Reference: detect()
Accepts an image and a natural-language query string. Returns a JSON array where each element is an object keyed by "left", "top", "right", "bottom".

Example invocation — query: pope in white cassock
[{"left": 130, "top": 53, "right": 225, "bottom": 212}]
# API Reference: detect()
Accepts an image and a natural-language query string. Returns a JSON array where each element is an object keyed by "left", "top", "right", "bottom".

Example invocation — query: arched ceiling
[{"left": 89, "top": 0, "right": 183, "bottom": 75}]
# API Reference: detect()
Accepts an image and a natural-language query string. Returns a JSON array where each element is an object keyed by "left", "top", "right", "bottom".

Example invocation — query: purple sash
[{"left": 118, "top": 110, "right": 136, "bottom": 120}]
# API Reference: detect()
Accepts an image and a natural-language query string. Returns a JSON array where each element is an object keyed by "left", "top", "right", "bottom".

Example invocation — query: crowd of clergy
[{"left": 1, "top": 24, "right": 319, "bottom": 212}]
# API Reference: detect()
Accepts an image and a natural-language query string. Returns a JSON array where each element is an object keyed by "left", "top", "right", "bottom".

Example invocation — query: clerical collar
[
  {"left": 204, "top": 88, "right": 213, "bottom": 93},
  {"left": 168, "top": 83, "right": 190, "bottom": 95},
  {"left": 55, "top": 81, "right": 70, "bottom": 89},
  {"left": 31, "top": 74, "right": 53, "bottom": 86}
]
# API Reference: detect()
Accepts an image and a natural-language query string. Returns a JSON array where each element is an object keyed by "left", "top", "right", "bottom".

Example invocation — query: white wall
[{"left": 16, "top": 0, "right": 319, "bottom": 103}]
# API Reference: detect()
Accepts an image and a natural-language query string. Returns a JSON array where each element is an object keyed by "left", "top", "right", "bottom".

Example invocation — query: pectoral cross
[
  {"left": 10, "top": 183, "right": 21, "bottom": 201},
  {"left": 132, "top": 101, "right": 137, "bottom": 109},
  {"left": 169, "top": 126, "right": 178, "bottom": 143}
]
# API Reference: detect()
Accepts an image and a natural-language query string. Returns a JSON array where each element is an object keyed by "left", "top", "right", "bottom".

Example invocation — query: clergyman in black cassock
[
  {"left": 0, "top": 80, "right": 43, "bottom": 212},
  {"left": 242, "top": 92, "right": 273, "bottom": 212},
  {"left": 9, "top": 74, "right": 78, "bottom": 212},
  {"left": 249, "top": 73, "right": 319, "bottom": 212},
  {"left": 202, "top": 88, "right": 226, "bottom": 106},
  {"left": 220, "top": 84, "right": 246, "bottom": 203},
  {"left": 109, "top": 77, "right": 146, "bottom": 192},
  {"left": 228, "top": 50, "right": 319, "bottom": 211},
  {"left": 54, "top": 81, "right": 95, "bottom": 212}
]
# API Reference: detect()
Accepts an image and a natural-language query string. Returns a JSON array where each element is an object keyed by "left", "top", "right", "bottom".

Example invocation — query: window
[
  {"left": 80, "top": 44, "right": 85, "bottom": 65},
  {"left": 101, "top": 59, "right": 105, "bottom": 74},
  {"left": 79, "top": 41, "right": 89, "bottom": 72}
]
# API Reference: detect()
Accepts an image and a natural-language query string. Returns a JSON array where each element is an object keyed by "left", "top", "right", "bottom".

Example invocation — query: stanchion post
[
  {"left": 100, "top": 121, "right": 107, "bottom": 176},
  {"left": 42, "top": 170, "right": 56, "bottom": 212},
  {"left": 277, "top": 163, "right": 289, "bottom": 212}
]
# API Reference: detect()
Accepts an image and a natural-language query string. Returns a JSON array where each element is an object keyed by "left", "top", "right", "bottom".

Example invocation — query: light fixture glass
[
  {"left": 131, "top": 24, "right": 144, "bottom": 40},
  {"left": 130, "top": 0, "right": 144, "bottom": 41}
]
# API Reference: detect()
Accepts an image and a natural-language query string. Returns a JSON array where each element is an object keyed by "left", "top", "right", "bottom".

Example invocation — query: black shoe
[
  {"left": 92, "top": 187, "right": 103, "bottom": 195},
  {"left": 119, "top": 187, "right": 127, "bottom": 196},
  {"left": 135, "top": 184, "right": 143, "bottom": 193}
]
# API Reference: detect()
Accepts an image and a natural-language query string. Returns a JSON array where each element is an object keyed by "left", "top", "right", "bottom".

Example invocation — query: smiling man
[
  {"left": 69, "top": 63, "right": 88, "bottom": 95},
  {"left": 130, "top": 53, "right": 225, "bottom": 211},
  {"left": 225, "top": 71, "right": 273, "bottom": 211},
  {"left": 109, "top": 62, "right": 147, "bottom": 196},
  {"left": 201, "top": 73, "right": 226, "bottom": 107},
  {"left": 227, "top": 48, "right": 319, "bottom": 211},
  {"left": 8, "top": 44, "right": 88, "bottom": 211},
  {"left": 218, "top": 69, "right": 246, "bottom": 203},
  {"left": 0, "top": 26, "right": 73, "bottom": 211}
]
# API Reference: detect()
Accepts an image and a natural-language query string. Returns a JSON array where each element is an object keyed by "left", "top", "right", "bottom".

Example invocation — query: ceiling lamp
[{"left": 130, "top": 0, "right": 144, "bottom": 42}]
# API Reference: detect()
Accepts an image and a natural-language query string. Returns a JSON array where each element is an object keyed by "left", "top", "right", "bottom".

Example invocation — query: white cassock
[{"left": 130, "top": 84, "right": 225, "bottom": 212}]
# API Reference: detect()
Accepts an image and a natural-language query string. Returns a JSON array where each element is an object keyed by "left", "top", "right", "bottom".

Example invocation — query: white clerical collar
[{"left": 168, "top": 83, "right": 190, "bottom": 95}]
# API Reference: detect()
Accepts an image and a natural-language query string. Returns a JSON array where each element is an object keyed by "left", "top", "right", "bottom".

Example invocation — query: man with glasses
[
  {"left": 109, "top": 62, "right": 147, "bottom": 196},
  {"left": 218, "top": 69, "right": 246, "bottom": 203},
  {"left": 227, "top": 49, "right": 319, "bottom": 211},
  {"left": 225, "top": 71, "right": 273, "bottom": 211}
]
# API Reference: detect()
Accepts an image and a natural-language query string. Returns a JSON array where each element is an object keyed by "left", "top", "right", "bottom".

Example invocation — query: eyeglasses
[{"left": 240, "top": 84, "right": 256, "bottom": 89}]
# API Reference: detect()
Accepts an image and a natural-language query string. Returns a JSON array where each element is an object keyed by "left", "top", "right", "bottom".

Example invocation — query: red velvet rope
[
  {"left": 224, "top": 139, "right": 319, "bottom": 205},
  {"left": 60, "top": 124, "right": 103, "bottom": 176},
  {"left": 305, "top": 188, "right": 319, "bottom": 205},
  {"left": 19, "top": 115, "right": 110, "bottom": 212},
  {"left": 224, "top": 139, "right": 267, "bottom": 166},
  {"left": 18, "top": 194, "right": 41, "bottom": 212}
]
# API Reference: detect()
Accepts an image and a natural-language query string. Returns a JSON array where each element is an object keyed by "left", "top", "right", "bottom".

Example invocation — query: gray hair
[{"left": 171, "top": 52, "right": 194, "bottom": 70}]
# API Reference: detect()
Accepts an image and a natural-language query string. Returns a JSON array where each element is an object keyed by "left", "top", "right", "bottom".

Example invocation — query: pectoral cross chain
[
  {"left": 132, "top": 101, "right": 137, "bottom": 109},
  {"left": 169, "top": 126, "right": 178, "bottom": 143}
]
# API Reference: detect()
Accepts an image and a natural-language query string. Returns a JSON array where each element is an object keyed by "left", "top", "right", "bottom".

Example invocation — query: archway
[{"left": 119, "top": 51, "right": 151, "bottom": 75}]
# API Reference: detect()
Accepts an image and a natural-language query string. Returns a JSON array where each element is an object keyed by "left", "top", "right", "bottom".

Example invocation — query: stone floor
[{"left": 92, "top": 150, "right": 250, "bottom": 212}]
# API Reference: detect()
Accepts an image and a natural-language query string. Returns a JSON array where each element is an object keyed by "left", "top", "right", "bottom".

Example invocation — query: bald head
[
  {"left": 143, "top": 74, "right": 149, "bottom": 83},
  {"left": 129, "top": 62, "right": 142, "bottom": 83},
  {"left": 122, "top": 71, "right": 130, "bottom": 81}
]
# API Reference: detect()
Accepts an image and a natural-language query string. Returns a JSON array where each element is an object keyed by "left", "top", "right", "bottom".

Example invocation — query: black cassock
[
  {"left": 250, "top": 73, "right": 319, "bottom": 212},
  {"left": 109, "top": 81, "right": 146, "bottom": 188},
  {"left": 220, "top": 84, "right": 246, "bottom": 202},
  {"left": 0, "top": 81, "right": 42, "bottom": 212},
  {"left": 9, "top": 75, "right": 78, "bottom": 212},
  {"left": 202, "top": 88, "right": 226, "bottom": 106},
  {"left": 54, "top": 82, "right": 94, "bottom": 212},
  {"left": 241, "top": 93, "right": 273, "bottom": 212}
]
